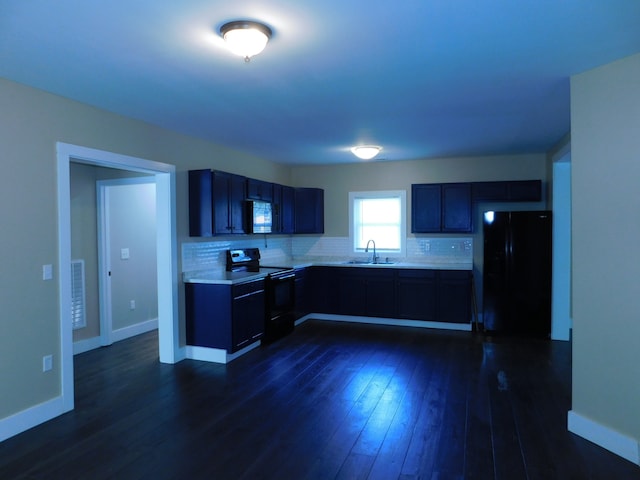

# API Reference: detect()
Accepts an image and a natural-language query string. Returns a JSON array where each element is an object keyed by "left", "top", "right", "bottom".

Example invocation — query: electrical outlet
[
  {"left": 130, "top": 300, "right": 136, "bottom": 310},
  {"left": 121, "top": 248, "right": 130, "bottom": 260},
  {"left": 43, "top": 355, "right": 53, "bottom": 372}
]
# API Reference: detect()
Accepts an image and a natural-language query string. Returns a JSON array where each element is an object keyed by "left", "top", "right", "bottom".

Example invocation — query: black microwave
[{"left": 247, "top": 200, "right": 273, "bottom": 233}]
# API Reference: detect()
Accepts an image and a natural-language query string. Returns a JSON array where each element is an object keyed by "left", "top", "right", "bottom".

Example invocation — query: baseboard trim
[
  {"left": 73, "top": 336, "right": 103, "bottom": 355},
  {"left": 111, "top": 318, "right": 158, "bottom": 343},
  {"left": 185, "top": 341, "right": 261, "bottom": 364},
  {"left": 297, "top": 313, "right": 472, "bottom": 332},
  {"left": 72, "top": 319, "right": 159, "bottom": 355},
  {"left": 0, "top": 395, "right": 70, "bottom": 443},
  {"left": 568, "top": 410, "right": 640, "bottom": 465}
]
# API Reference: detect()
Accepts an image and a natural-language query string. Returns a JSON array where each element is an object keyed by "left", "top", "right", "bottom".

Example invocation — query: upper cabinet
[
  {"left": 246, "top": 178, "right": 273, "bottom": 202},
  {"left": 188, "top": 169, "right": 323, "bottom": 237},
  {"left": 212, "top": 171, "right": 247, "bottom": 235},
  {"left": 188, "top": 169, "right": 214, "bottom": 237},
  {"left": 294, "top": 187, "right": 324, "bottom": 234},
  {"left": 412, "top": 183, "right": 472, "bottom": 233},
  {"left": 471, "top": 180, "right": 541, "bottom": 202},
  {"left": 412, "top": 179, "right": 542, "bottom": 233},
  {"left": 272, "top": 183, "right": 295, "bottom": 234},
  {"left": 188, "top": 169, "right": 246, "bottom": 236}
]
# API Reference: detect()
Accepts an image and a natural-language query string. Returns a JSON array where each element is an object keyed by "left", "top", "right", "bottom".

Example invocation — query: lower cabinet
[
  {"left": 336, "top": 267, "right": 395, "bottom": 317},
  {"left": 437, "top": 270, "right": 472, "bottom": 323},
  {"left": 308, "top": 266, "right": 472, "bottom": 324},
  {"left": 185, "top": 279, "right": 265, "bottom": 353},
  {"left": 396, "top": 269, "right": 438, "bottom": 321},
  {"left": 293, "top": 267, "right": 308, "bottom": 320}
]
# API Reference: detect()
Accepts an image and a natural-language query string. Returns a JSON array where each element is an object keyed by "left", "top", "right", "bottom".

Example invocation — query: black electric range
[{"left": 226, "top": 248, "right": 296, "bottom": 343}]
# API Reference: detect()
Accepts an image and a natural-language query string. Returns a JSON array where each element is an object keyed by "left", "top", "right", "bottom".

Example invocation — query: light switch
[
  {"left": 42, "top": 264, "right": 53, "bottom": 281},
  {"left": 120, "top": 248, "right": 130, "bottom": 260}
]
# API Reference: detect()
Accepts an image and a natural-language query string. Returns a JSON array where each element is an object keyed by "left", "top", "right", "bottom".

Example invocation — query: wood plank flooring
[{"left": 1, "top": 320, "right": 639, "bottom": 479}]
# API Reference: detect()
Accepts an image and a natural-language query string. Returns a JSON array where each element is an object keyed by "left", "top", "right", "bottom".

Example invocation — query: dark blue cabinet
[
  {"left": 246, "top": 178, "right": 273, "bottom": 202},
  {"left": 294, "top": 187, "right": 324, "bottom": 234},
  {"left": 396, "top": 269, "right": 438, "bottom": 321},
  {"left": 185, "top": 279, "right": 265, "bottom": 353},
  {"left": 335, "top": 268, "right": 395, "bottom": 318},
  {"left": 213, "top": 171, "right": 247, "bottom": 235},
  {"left": 308, "top": 266, "right": 471, "bottom": 324},
  {"left": 412, "top": 183, "right": 472, "bottom": 233},
  {"left": 188, "top": 169, "right": 214, "bottom": 237},
  {"left": 272, "top": 184, "right": 295, "bottom": 234},
  {"left": 188, "top": 169, "right": 247, "bottom": 236},
  {"left": 472, "top": 180, "right": 541, "bottom": 202},
  {"left": 437, "top": 270, "right": 472, "bottom": 323}
]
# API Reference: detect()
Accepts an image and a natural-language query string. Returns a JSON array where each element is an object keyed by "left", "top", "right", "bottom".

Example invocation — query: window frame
[{"left": 349, "top": 190, "right": 407, "bottom": 258}]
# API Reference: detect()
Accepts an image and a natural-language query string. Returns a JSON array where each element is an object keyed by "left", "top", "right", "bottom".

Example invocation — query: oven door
[
  {"left": 264, "top": 271, "right": 296, "bottom": 342},
  {"left": 268, "top": 272, "right": 295, "bottom": 319}
]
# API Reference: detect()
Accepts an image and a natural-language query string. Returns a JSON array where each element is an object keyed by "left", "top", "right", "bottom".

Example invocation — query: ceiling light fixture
[
  {"left": 351, "top": 145, "right": 382, "bottom": 160},
  {"left": 220, "top": 20, "right": 272, "bottom": 62}
]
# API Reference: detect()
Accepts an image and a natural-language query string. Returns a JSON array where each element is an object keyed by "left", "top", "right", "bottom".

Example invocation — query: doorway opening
[{"left": 57, "top": 142, "right": 179, "bottom": 414}]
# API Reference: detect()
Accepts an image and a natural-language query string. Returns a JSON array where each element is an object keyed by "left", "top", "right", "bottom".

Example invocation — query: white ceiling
[{"left": 1, "top": 1, "right": 639, "bottom": 165}]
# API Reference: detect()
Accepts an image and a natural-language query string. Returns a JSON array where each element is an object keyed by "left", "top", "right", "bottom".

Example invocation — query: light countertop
[{"left": 183, "top": 260, "right": 472, "bottom": 285}]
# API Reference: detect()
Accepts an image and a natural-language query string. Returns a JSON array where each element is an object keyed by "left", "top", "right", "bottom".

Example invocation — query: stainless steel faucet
[{"left": 365, "top": 239, "right": 377, "bottom": 264}]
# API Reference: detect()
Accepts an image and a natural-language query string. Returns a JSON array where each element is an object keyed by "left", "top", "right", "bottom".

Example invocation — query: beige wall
[
  {"left": 571, "top": 53, "right": 640, "bottom": 442},
  {"left": 0, "top": 77, "right": 289, "bottom": 420}
]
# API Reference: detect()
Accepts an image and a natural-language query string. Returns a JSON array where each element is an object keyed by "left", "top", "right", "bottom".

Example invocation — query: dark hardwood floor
[{"left": 1, "top": 320, "right": 639, "bottom": 479}]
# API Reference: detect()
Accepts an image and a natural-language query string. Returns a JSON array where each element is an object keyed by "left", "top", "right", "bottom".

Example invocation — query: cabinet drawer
[{"left": 233, "top": 279, "right": 265, "bottom": 298}]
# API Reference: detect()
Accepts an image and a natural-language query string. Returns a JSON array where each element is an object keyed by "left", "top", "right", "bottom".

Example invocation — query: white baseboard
[
  {"left": 73, "top": 336, "right": 103, "bottom": 355},
  {"left": 298, "top": 313, "right": 472, "bottom": 332},
  {"left": 73, "top": 319, "right": 159, "bottom": 355},
  {"left": 0, "top": 395, "right": 71, "bottom": 443},
  {"left": 111, "top": 318, "right": 158, "bottom": 343},
  {"left": 185, "top": 341, "right": 261, "bottom": 364},
  {"left": 568, "top": 410, "right": 640, "bottom": 465}
]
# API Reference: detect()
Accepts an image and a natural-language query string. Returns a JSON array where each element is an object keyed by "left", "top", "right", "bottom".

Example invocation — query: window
[{"left": 349, "top": 190, "right": 406, "bottom": 256}]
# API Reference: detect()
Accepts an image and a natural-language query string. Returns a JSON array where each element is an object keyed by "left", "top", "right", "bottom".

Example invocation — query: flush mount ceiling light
[
  {"left": 351, "top": 145, "right": 382, "bottom": 160},
  {"left": 220, "top": 20, "right": 272, "bottom": 62}
]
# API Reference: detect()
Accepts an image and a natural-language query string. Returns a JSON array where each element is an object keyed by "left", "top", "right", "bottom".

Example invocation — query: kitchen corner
[{"left": 182, "top": 237, "right": 475, "bottom": 364}]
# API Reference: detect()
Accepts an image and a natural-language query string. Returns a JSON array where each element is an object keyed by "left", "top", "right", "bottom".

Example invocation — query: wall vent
[{"left": 71, "top": 259, "right": 86, "bottom": 330}]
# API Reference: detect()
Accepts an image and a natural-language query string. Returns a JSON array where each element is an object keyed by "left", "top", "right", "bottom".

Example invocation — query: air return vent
[{"left": 71, "top": 259, "right": 86, "bottom": 330}]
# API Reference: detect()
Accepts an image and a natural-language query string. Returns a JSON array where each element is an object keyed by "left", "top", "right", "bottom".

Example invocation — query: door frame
[{"left": 57, "top": 142, "right": 181, "bottom": 414}]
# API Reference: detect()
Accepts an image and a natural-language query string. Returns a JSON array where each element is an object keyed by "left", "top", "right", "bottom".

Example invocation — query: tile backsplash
[{"left": 182, "top": 235, "right": 472, "bottom": 272}]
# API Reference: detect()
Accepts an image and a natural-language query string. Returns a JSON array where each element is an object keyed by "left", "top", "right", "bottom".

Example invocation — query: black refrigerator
[{"left": 482, "top": 210, "right": 552, "bottom": 336}]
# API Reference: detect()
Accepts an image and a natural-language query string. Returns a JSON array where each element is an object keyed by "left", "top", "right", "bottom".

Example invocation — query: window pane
[{"left": 353, "top": 194, "right": 403, "bottom": 252}]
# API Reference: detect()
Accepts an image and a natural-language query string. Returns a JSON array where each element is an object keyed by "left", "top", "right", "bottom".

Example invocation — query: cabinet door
[
  {"left": 442, "top": 183, "right": 472, "bottom": 232},
  {"left": 307, "top": 267, "right": 336, "bottom": 313},
  {"left": 337, "top": 269, "right": 367, "bottom": 315},
  {"left": 212, "top": 171, "right": 232, "bottom": 234},
  {"left": 247, "top": 178, "right": 273, "bottom": 202},
  {"left": 185, "top": 283, "right": 233, "bottom": 350},
  {"left": 188, "top": 169, "right": 213, "bottom": 237},
  {"left": 229, "top": 173, "right": 247, "bottom": 234},
  {"left": 508, "top": 180, "right": 541, "bottom": 201},
  {"left": 365, "top": 272, "right": 396, "bottom": 318},
  {"left": 281, "top": 185, "right": 295, "bottom": 234},
  {"left": 272, "top": 184, "right": 295, "bottom": 234},
  {"left": 411, "top": 184, "right": 441, "bottom": 233},
  {"left": 438, "top": 270, "right": 471, "bottom": 323},
  {"left": 232, "top": 282, "right": 265, "bottom": 351},
  {"left": 396, "top": 269, "right": 437, "bottom": 321},
  {"left": 294, "top": 187, "right": 324, "bottom": 234},
  {"left": 294, "top": 267, "right": 308, "bottom": 319},
  {"left": 472, "top": 181, "right": 509, "bottom": 202}
]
